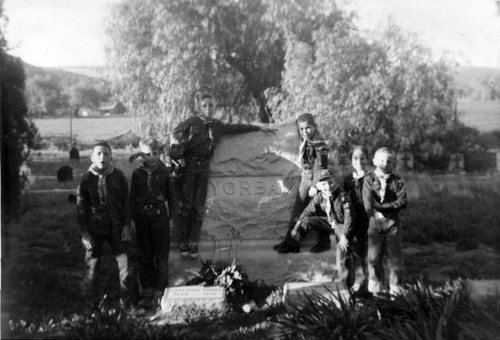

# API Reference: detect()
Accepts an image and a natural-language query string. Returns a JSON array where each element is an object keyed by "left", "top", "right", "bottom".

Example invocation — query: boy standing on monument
[
  {"left": 76, "top": 142, "right": 134, "bottom": 307},
  {"left": 130, "top": 138, "right": 177, "bottom": 304},
  {"left": 290, "top": 170, "right": 356, "bottom": 287},
  {"left": 363, "top": 147, "right": 407, "bottom": 295},
  {"left": 170, "top": 93, "right": 275, "bottom": 259}
]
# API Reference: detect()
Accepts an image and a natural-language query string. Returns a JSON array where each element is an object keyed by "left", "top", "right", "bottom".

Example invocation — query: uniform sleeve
[
  {"left": 217, "top": 121, "right": 261, "bottom": 136},
  {"left": 298, "top": 194, "right": 321, "bottom": 221},
  {"left": 130, "top": 171, "right": 137, "bottom": 223},
  {"left": 76, "top": 177, "right": 90, "bottom": 233},
  {"left": 340, "top": 193, "right": 353, "bottom": 237},
  {"left": 318, "top": 143, "right": 329, "bottom": 170},
  {"left": 362, "top": 174, "right": 375, "bottom": 217},
  {"left": 170, "top": 120, "right": 191, "bottom": 159},
  {"left": 120, "top": 173, "right": 131, "bottom": 226},
  {"left": 372, "top": 178, "right": 407, "bottom": 212},
  {"left": 165, "top": 174, "right": 178, "bottom": 219}
]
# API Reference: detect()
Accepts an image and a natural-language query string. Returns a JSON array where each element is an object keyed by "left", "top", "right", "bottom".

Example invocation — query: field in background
[
  {"left": 34, "top": 116, "right": 137, "bottom": 145},
  {"left": 458, "top": 101, "right": 500, "bottom": 132}
]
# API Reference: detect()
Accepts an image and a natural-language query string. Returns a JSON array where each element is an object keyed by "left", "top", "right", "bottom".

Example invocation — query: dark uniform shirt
[
  {"left": 343, "top": 172, "right": 369, "bottom": 234},
  {"left": 76, "top": 168, "right": 130, "bottom": 235},
  {"left": 170, "top": 115, "right": 261, "bottom": 160},
  {"left": 298, "top": 187, "right": 353, "bottom": 236},
  {"left": 130, "top": 162, "right": 177, "bottom": 222},
  {"left": 362, "top": 172, "right": 407, "bottom": 218}
]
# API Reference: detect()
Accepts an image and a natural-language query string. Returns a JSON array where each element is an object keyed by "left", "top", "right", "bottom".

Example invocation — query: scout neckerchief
[
  {"left": 138, "top": 162, "right": 160, "bottom": 192},
  {"left": 89, "top": 163, "right": 114, "bottom": 205},
  {"left": 299, "top": 131, "right": 325, "bottom": 170},
  {"left": 323, "top": 187, "right": 339, "bottom": 229},
  {"left": 352, "top": 169, "right": 365, "bottom": 180},
  {"left": 374, "top": 168, "right": 391, "bottom": 203},
  {"left": 198, "top": 115, "right": 215, "bottom": 151}
]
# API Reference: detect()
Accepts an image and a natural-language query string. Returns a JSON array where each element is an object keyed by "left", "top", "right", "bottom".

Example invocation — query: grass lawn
[{"left": 3, "top": 158, "right": 500, "bottom": 338}]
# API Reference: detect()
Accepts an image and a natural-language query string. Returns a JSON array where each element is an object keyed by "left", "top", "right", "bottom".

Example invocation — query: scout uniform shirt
[
  {"left": 298, "top": 186, "right": 353, "bottom": 237},
  {"left": 362, "top": 171, "right": 407, "bottom": 219}
]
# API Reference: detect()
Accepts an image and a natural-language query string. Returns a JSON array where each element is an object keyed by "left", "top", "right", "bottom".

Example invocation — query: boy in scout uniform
[
  {"left": 363, "top": 147, "right": 407, "bottom": 295},
  {"left": 290, "top": 170, "right": 357, "bottom": 287}
]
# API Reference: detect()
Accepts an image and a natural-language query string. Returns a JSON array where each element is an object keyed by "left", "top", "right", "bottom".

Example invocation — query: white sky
[{"left": 3, "top": 0, "right": 500, "bottom": 68}]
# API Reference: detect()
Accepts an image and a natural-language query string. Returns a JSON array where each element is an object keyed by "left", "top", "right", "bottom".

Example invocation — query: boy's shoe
[
  {"left": 179, "top": 243, "right": 189, "bottom": 258},
  {"left": 188, "top": 242, "right": 199, "bottom": 259},
  {"left": 276, "top": 241, "right": 300, "bottom": 253},
  {"left": 273, "top": 241, "right": 287, "bottom": 251},
  {"left": 310, "top": 243, "right": 331, "bottom": 253}
]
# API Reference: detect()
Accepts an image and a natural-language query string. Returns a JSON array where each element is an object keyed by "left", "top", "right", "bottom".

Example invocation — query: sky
[{"left": 3, "top": 0, "right": 500, "bottom": 68}]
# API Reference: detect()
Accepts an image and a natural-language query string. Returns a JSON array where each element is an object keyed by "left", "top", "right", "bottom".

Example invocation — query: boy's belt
[{"left": 140, "top": 203, "right": 164, "bottom": 211}]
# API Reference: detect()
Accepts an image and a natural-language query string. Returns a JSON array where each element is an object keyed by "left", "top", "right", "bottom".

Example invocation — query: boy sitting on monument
[
  {"left": 169, "top": 91, "right": 276, "bottom": 259},
  {"left": 290, "top": 170, "right": 356, "bottom": 287}
]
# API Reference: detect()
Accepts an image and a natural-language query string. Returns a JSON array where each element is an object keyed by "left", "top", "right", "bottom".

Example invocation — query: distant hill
[
  {"left": 23, "top": 62, "right": 107, "bottom": 81},
  {"left": 454, "top": 66, "right": 500, "bottom": 101}
]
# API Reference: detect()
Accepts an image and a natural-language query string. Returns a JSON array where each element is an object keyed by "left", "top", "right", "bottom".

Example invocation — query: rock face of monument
[{"left": 200, "top": 123, "right": 302, "bottom": 241}]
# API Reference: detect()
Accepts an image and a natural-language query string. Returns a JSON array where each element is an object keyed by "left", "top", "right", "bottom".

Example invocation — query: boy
[
  {"left": 290, "top": 170, "right": 356, "bottom": 286},
  {"left": 76, "top": 142, "right": 134, "bottom": 306},
  {"left": 170, "top": 93, "right": 275, "bottom": 259},
  {"left": 362, "top": 147, "right": 407, "bottom": 295},
  {"left": 130, "top": 138, "right": 177, "bottom": 304}
]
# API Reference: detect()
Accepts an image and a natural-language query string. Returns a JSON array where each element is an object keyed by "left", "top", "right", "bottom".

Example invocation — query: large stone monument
[{"left": 200, "top": 123, "right": 302, "bottom": 241}]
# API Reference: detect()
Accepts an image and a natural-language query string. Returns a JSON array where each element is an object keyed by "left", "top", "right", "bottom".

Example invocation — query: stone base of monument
[
  {"left": 160, "top": 286, "right": 226, "bottom": 321},
  {"left": 468, "top": 280, "right": 500, "bottom": 301},
  {"left": 282, "top": 281, "right": 350, "bottom": 311}
]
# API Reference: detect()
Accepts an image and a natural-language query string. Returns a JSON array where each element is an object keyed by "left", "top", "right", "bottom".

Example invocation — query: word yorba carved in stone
[{"left": 202, "top": 123, "right": 302, "bottom": 241}]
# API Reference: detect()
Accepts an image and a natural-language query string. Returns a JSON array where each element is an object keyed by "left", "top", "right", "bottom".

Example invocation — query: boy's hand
[
  {"left": 130, "top": 221, "right": 136, "bottom": 235},
  {"left": 308, "top": 186, "right": 318, "bottom": 197},
  {"left": 290, "top": 221, "right": 302, "bottom": 241},
  {"left": 338, "top": 234, "right": 349, "bottom": 252},
  {"left": 122, "top": 225, "right": 131, "bottom": 242},
  {"left": 82, "top": 232, "right": 94, "bottom": 251},
  {"left": 260, "top": 127, "right": 277, "bottom": 135},
  {"left": 169, "top": 218, "right": 176, "bottom": 230}
]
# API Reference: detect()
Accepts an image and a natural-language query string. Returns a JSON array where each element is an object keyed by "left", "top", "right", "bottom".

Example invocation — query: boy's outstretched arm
[{"left": 76, "top": 182, "right": 93, "bottom": 250}]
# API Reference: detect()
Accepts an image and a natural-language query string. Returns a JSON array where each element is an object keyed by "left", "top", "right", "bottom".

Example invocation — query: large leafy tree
[
  {"left": 0, "top": 0, "right": 37, "bottom": 222},
  {"left": 105, "top": 0, "right": 284, "bottom": 137},
  {"left": 266, "top": 0, "right": 456, "bottom": 154}
]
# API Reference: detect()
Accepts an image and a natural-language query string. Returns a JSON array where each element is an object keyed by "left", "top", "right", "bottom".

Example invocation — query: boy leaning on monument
[
  {"left": 129, "top": 138, "right": 177, "bottom": 306},
  {"left": 290, "top": 170, "right": 357, "bottom": 288},
  {"left": 362, "top": 147, "right": 407, "bottom": 295},
  {"left": 76, "top": 141, "right": 134, "bottom": 308},
  {"left": 169, "top": 92, "right": 276, "bottom": 259}
]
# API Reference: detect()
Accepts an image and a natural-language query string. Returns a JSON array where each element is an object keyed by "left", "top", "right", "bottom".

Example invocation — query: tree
[
  {"left": 105, "top": 0, "right": 285, "bottom": 137},
  {"left": 266, "top": 0, "right": 456, "bottom": 154}
]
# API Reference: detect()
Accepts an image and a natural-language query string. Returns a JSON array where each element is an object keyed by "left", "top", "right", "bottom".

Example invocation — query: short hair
[
  {"left": 139, "top": 138, "right": 161, "bottom": 151},
  {"left": 201, "top": 93, "right": 214, "bottom": 101},
  {"left": 351, "top": 145, "right": 367, "bottom": 158},
  {"left": 296, "top": 113, "right": 318, "bottom": 129},
  {"left": 92, "top": 141, "right": 112, "bottom": 154},
  {"left": 374, "top": 147, "right": 393, "bottom": 159}
]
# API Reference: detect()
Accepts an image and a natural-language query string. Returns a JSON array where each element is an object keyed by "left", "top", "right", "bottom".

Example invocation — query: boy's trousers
[
  {"left": 301, "top": 216, "right": 365, "bottom": 288},
  {"left": 135, "top": 204, "right": 170, "bottom": 294},
  {"left": 178, "top": 159, "right": 210, "bottom": 243},
  {"left": 83, "top": 230, "right": 134, "bottom": 301},
  {"left": 367, "top": 214, "right": 403, "bottom": 294}
]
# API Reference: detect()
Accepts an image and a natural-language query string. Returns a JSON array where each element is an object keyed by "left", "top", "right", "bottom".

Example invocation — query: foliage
[
  {"left": 106, "top": 0, "right": 285, "bottom": 138},
  {"left": 276, "top": 279, "right": 500, "bottom": 340},
  {"left": 267, "top": 0, "right": 456, "bottom": 154},
  {"left": 0, "top": 52, "right": 38, "bottom": 222},
  {"left": 24, "top": 63, "right": 112, "bottom": 118}
]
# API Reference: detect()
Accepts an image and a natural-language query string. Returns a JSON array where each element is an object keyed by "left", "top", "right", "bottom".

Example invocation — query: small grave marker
[
  {"left": 160, "top": 286, "right": 226, "bottom": 313},
  {"left": 57, "top": 165, "right": 73, "bottom": 182},
  {"left": 448, "top": 153, "right": 464, "bottom": 172},
  {"left": 397, "top": 152, "right": 414, "bottom": 170}
]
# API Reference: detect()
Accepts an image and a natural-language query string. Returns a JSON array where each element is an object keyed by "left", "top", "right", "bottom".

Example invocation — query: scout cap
[{"left": 316, "top": 169, "right": 333, "bottom": 182}]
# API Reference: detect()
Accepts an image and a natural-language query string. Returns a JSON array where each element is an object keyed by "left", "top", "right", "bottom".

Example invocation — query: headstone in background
[
  {"left": 448, "top": 153, "right": 465, "bottom": 173},
  {"left": 69, "top": 146, "right": 80, "bottom": 160},
  {"left": 283, "top": 281, "right": 350, "bottom": 310},
  {"left": 397, "top": 152, "right": 414, "bottom": 171},
  {"left": 57, "top": 165, "right": 73, "bottom": 182},
  {"left": 160, "top": 286, "right": 226, "bottom": 313}
]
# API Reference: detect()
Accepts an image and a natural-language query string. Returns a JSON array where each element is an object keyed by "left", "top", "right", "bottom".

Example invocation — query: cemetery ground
[{"left": 2, "top": 153, "right": 500, "bottom": 339}]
